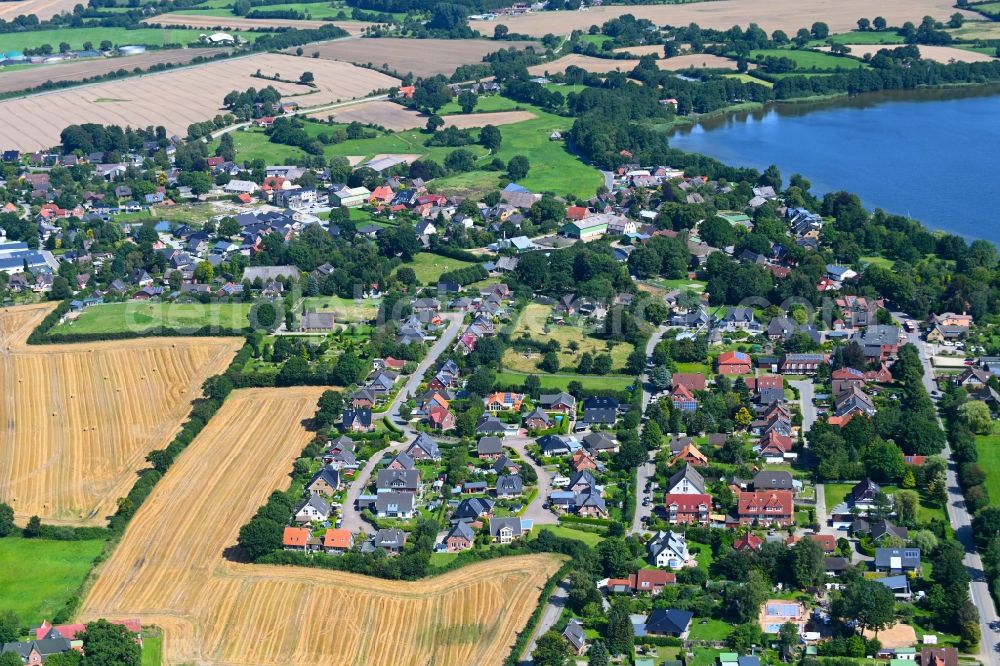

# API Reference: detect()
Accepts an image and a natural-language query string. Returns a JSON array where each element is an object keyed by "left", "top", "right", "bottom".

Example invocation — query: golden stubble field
[
  {"left": 0, "top": 53, "right": 398, "bottom": 151},
  {"left": 470, "top": 0, "right": 978, "bottom": 36},
  {"left": 80, "top": 387, "right": 563, "bottom": 665},
  {"left": 0, "top": 304, "right": 242, "bottom": 525},
  {"left": 0, "top": 0, "right": 78, "bottom": 20}
]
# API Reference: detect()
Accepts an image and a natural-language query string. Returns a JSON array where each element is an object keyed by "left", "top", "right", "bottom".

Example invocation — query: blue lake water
[{"left": 668, "top": 86, "right": 1000, "bottom": 244}]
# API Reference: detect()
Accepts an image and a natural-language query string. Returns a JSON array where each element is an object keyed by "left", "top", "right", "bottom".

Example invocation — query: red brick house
[
  {"left": 737, "top": 491, "right": 794, "bottom": 526},
  {"left": 571, "top": 449, "right": 598, "bottom": 472},
  {"left": 663, "top": 493, "right": 711, "bottom": 525},
  {"left": 428, "top": 406, "right": 456, "bottom": 431},
  {"left": 717, "top": 351, "right": 752, "bottom": 375}
]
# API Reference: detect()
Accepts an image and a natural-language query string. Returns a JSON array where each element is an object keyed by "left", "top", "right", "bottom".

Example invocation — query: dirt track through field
[
  {"left": 0, "top": 53, "right": 397, "bottom": 151},
  {"left": 0, "top": 48, "right": 229, "bottom": 95},
  {"left": 470, "top": 0, "right": 978, "bottom": 36},
  {"left": 0, "top": 304, "right": 241, "bottom": 525},
  {"left": 80, "top": 387, "right": 562, "bottom": 665},
  {"left": 303, "top": 37, "right": 541, "bottom": 78}
]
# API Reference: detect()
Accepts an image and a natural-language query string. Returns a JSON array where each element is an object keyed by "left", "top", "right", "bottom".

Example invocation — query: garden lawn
[
  {"left": 0, "top": 537, "right": 106, "bottom": 625},
  {"left": 53, "top": 302, "right": 251, "bottom": 335},
  {"left": 975, "top": 434, "right": 1000, "bottom": 500},
  {"left": 823, "top": 482, "right": 945, "bottom": 524},
  {"left": 495, "top": 370, "right": 633, "bottom": 391},
  {"left": 689, "top": 540, "right": 713, "bottom": 572},
  {"left": 110, "top": 203, "right": 216, "bottom": 226},
  {"left": 538, "top": 525, "right": 605, "bottom": 546},
  {"left": 396, "top": 253, "right": 474, "bottom": 284},
  {"left": 688, "top": 617, "right": 732, "bottom": 641},
  {"left": 750, "top": 48, "right": 868, "bottom": 70},
  {"left": 142, "top": 634, "right": 163, "bottom": 666},
  {"left": 302, "top": 295, "right": 379, "bottom": 321}
]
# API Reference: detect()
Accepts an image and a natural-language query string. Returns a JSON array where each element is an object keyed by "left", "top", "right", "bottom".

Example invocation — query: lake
[{"left": 668, "top": 86, "right": 1000, "bottom": 244}]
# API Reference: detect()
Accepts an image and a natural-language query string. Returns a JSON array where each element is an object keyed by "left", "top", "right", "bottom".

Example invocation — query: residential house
[
  {"left": 539, "top": 392, "right": 576, "bottom": 414},
  {"left": 737, "top": 491, "right": 794, "bottom": 526},
  {"left": 643, "top": 609, "right": 693, "bottom": 638},
  {"left": 477, "top": 437, "right": 504, "bottom": 460},
  {"left": 605, "top": 569, "right": 676, "bottom": 596},
  {"left": 372, "top": 528, "right": 407, "bottom": 554},
  {"left": 671, "top": 384, "right": 699, "bottom": 412},
  {"left": 341, "top": 408, "right": 374, "bottom": 433},
  {"left": 376, "top": 469, "right": 421, "bottom": 495},
  {"left": 484, "top": 391, "right": 524, "bottom": 412},
  {"left": 495, "top": 474, "right": 524, "bottom": 499},
  {"left": 387, "top": 452, "right": 415, "bottom": 471},
  {"left": 875, "top": 547, "right": 921, "bottom": 574},
  {"left": 375, "top": 492, "right": 416, "bottom": 519},
  {"left": 780, "top": 353, "right": 828, "bottom": 374},
  {"left": 831, "top": 385, "right": 876, "bottom": 423},
  {"left": 563, "top": 619, "right": 587, "bottom": 655},
  {"left": 831, "top": 367, "right": 866, "bottom": 395},
  {"left": 835, "top": 296, "right": 884, "bottom": 328},
  {"left": 717, "top": 351, "right": 752, "bottom": 375},
  {"left": 282, "top": 526, "right": 318, "bottom": 552},
  {"left": 323, "top": 528, "right": 354, "bottom": 554},
  {"left": 294, "top": 494, "right": 331, "bottom": 524},
  {"left": 757, "top": 431, "right": 794, "bottom": 462},
  {"left": 752, "top": 470, "right": 794, "bottom": 493},
  {"left": 666, "top": 464, "right": 705, "bottom": 495},
  {"left": 826, "top": 264, "right": 858, "bottom": 282},
  {"left": 583, "top": 432, "right": 618, "bottom": 455},
  {"left": 716, "top": 307, "right": 757, "bottom": 332},
  {"left": 571, "top": 449, "right": 598, "bottom": 472},
  {"left": 582, "top": 396, "right": 618, "bottom": 425},
  {"left": 931, "top": 313, "right": 973, "bottom": 329},
  {"left": 672, "top": 373, "right": 707, "bottom": 392},
  {"left": 452, "top": 497, "right": 495, "bottom": 524},
  {"left": 733, "top": 533, "right": 764, "bottom": 551},
  {"left": 921, "top": 648, "right": 958, "bottom": 666},
  {"left": 406, "top": 433, "right": 442, "bottom": 461},
  {"left": 853, "top": 518, "right": 909, "bottom": 543},
  {"left": 490, "top": 517, "right": 524, "bottom": 543},
  {"left": 524, "top": 407, "right": 553, "bottom": 430},
  {"left": 851, "top": 479, "right": 883, "bottom": 510},
  {"left": 853, "top": 325, "right": 901, "bottom": 362},
  {"left": 306, "top": 465, "right": 341, "bottom": 496},
  {"left": 538, "top": 434, "right": 570, "bottom": 456},
  {"left": 299, "top": 310, "right": 336, "bottom": 332},
  {"left": 672, "top": 442, "right": 708, "bottom": 467},
  {"left": 647, "top": 530, "right": 690, "bottom": 569},
  {"left": 663, "top": 493, "right": 711, "bottom": 525},
  {"left": 824, "top": 557, "right": 850, "bottom": 576},
  {"left": 445, "top": 520, "right": 475, "bottom": 552}
]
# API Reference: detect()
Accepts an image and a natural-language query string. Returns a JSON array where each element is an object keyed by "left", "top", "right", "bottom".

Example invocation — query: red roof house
[{"left": 717, "top": 351, "right": 752, "bottom": 375}]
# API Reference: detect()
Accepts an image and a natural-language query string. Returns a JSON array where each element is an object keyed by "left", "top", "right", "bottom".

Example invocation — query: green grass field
[
  {"left": 437, "top": 94, "right": 523, "bottom": 115},
  {"left": 503, "top": 303, "right": 634, "bottom": 373},
  {"left": 0, "top": 537, "right": 106, "bottom": 625},
  {"left": 302, "top": 295, "right": 379, "bottom": 321},
  {"left": 688, "top": 617, "right": 732, "bottom": 641},
  {"left": 496, "top": 370, "right": 634, "bottom": 391},
  {"left": 54, "top": 302, "right": 252, "bottom": 335},
  {"left": 823, "top": 482, "right": 945, "bottom": 524},
  {"left": 538, "top": 525, "right": 605, "bottom": 546},
  {"left": 816, "top": 31, "right": 908, "bottom": 45},
  {"left": 975, "top": 434, "right": 1000, "bottom": 500},
  {"left": 0, "top": 26, "right": 267, "bottom": 52},
  {"left": 142, "top": 634, "right": 163, "bottom": 666},
  {"left": 751, "top": 48, "right": 867, "bottom": 71},
  {"left": 396, "top": 253, "right": 474, "bottom": 284},
  {"left": 222, "top": 98, "right": 603, "bottom": 198},
  {"left": 723, "top": 72, "right": 774, "bottom": 87}
]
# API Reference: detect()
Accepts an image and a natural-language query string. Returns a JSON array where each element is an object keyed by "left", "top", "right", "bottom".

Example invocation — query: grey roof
[
  {"left": 376, "top": 468, "right": 420, "bottom": 491},
  {"left": 496, "top": 474, "right": 524, "bottom": 495},
  {"left": 539, "top": 392, "right": 576, "bottom": 409},
  {"left": 583, "top": 432, "right": 617, "bottom": 451},
  {"left": 307, "top": 465, "right": 340, "bottom": 491},
  {"left": 375, "top": 491, "right": 415, "bottom": 514},
  {"left": 538, "top": 434, "right": 569, "bottom": 455},
  {"left": 851, "top": 478, "right": 881, "bottom": 503},
  {"left": 668, "top": 464, "right": 705, "bottom": 494},
  {"left": 753, "top": 470, "right": 793, "bottom": 491},
  {"left": 452, "top": 497, "right": 495, "bottom": 522},
  {"left": 296, "top": 494, "right": 331, "bottom": 516},
  {"left": 492, "top": 455, "right": 519, "bottom": 474},
  {"left": 407, "top": 433, "right": 441, "bottom": 459},
  {"left": 824, "top": 556, "right": 850, "bottom": 572},
  {"left": 446, "top": 520, "right": 475, "bottom": 542},
  {"left": 1, "top": 637, "right": 73, "bottom": 659},
  {"left": 876, "top": 575, "right": 911, "bottom": 592},
  {"left": 389, "top": 451, "right": 415, "bottom": 470},
  {"left": 871, "top": 519, "right": 909, "bottom": 542},
  {"left": 477, "top": 436, "right": 504, "bottom": 455},
  {"left": 563, "top": 619, "right": 586, "bottom": 651},
  {"left": 490, "top": 516, "right": 522, "bottom": 537},
  {"left": 373, "top": 527, "right": 407, "bottom": 549},
  {"left": 875, "top": 547, "right": 921, "bottom": 569},
  {"left": 645, "top": 608, "right": 693, "bottom": 635}
]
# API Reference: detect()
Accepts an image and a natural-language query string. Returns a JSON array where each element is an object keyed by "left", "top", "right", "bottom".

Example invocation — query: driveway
[
  {"left": 339, "top": 314, "right": 465, "bottom": 535},
  {"left": 520, "top": 579, "right": 570, "bottom": 665}
]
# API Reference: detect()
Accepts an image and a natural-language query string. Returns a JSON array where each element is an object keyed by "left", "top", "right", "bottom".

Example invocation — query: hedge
[{"left": 503, "top": 560, "right": 574, "bottom": 666}]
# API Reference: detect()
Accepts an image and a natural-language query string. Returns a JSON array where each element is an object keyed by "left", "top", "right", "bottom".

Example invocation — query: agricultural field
[
  {"left": 0, "top": 0, "right": 83, "bottom": 20},
  {"left": 0, "top": 48, "right": 230, "bottom": 96},
  {"left": 750, "top": 48, "right": 867, "bottom": 70},
  {"left": 0, "top": 536, "right": 107, "bottom": 625},
  {"left": 660, "top": 53, "right": 739, "bottom": 70},
  {"left": 825, "top": 44, "right": 997, "bottom": 63},
  {"left": 502, "top": 303, "right": 634, "bottom": 373},
  {"left": 947, "top": 21, "right": 1000, "bottom": 40},
  {"left": 79, "top": 387, "right": 563, "bottom": 665},
  {"left": 612, "top": 44, "right": 665, "bottom": 57},
  {"left": 0, "top": 53, "right": 397, "bottom": 151},
  {"left": 303, "top": 38, "right": 540, "bottom": 78},
  {"left": 496, "top": 370, "right": 634, "bottom": 391},
  {"left": 818, "top": 30, "right": 909, "bottom": 45},
  {"left": 0, "top": 26, "right": 264, "bottom": 53},
  {"left": 527, "top": 54, "right": 642, "bottom": 76},
  {"left": 315, "top": 99, "right": 536, "bottom": 132},
  {"left": 469, "top": 0, "right": 977, "bottom": 37},
  {"left": 0, "top": 303, "right": 242, "bottom": 524},
  {"left": 51, "top": 301, "right": 252, "bottom": 335}
]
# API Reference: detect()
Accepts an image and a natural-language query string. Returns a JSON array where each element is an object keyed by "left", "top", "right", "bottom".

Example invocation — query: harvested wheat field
[
  {"left": 613, "top": 44, "right": 666, "bottom": 57},
  {"left": 0, "top": 53, "right": 397, "bottom": 151},
  {"left": 445, "top": 110, "right": 536, "bottom": 129},
  {"left": 0, "top": 304, "right": 241, "bottom": 525},
  {"left": 147, "top": 13, "right": 375, "bottom": 34},
  {"left": 314, "top": 99, "right": 422, "bottom": 129},
  {"left": 824, "top": 43, "right": 996, "bottom": 63},
  {"left": 0, "top": 48, "right": 229, "bottom": 95},
  {"left": 470, "top": 0, "right": 977, "bottom": 36},
  {"left": 0, "top": 0, "right": 78, "bottom": 20},
  {"left": 303, "top": 37, "right": 540, "bottom": 78},
  {"left": 528, "top": 54, "right": 641, "bottom": 75},
  {"left": 80, "top": 387, "right": 562, "bottom": 665}
]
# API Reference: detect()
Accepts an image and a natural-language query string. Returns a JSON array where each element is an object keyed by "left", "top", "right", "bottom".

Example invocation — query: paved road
[
  {"left": 506, "top": 434, "right": 557, "bottom": 527},
  {"left": 520, "top": 579, "right": 570, "bottom": 665},
  {"left": 893, "top": 312, "right": 999, "bottom": 665},
  {"left": 630, "top": 325, "right": 668, "bottom": 534},
  {"left": 791, "top": 379, "right": 817, "bottom": 433},
  {"left": 640, "top": 325, "right": 668, "bottom": 412},
  {"left": 339, "top": 314, "right": 465, "bottom": 535}
]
